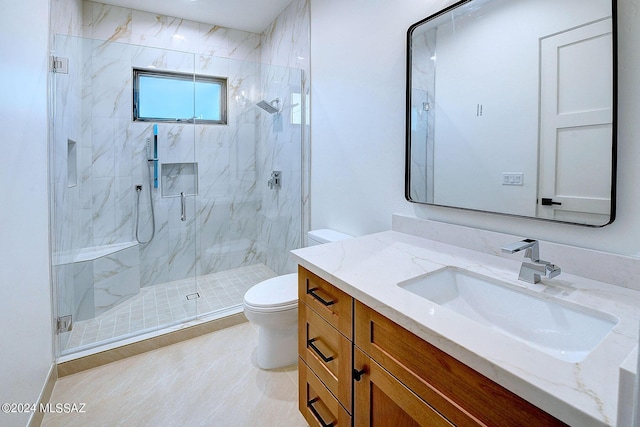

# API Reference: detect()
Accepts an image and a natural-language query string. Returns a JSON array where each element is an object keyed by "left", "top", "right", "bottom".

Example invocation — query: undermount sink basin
[{"left": 398, "top": 267, "right": 617, "bottom": 363}]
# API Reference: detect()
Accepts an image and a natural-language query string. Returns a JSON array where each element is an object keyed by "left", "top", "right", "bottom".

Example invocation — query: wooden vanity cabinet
[
  {"left": 354, "top": 346, "right": 454, "bottom": 426},
  {"left": 354, "top": 301, "right": 567, "bottom": 427},
  {"left": 298, "top": 266, "right": 353, "bottom": 426},
  {"left": 297, "top": 266, "right": 567, "bottom": 427}
]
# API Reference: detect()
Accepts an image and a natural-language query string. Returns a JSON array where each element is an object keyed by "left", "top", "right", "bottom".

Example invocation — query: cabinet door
[
  {"left": 354, "top": 347, "right": 454, "bottom": 427},
  {"left": 354, "top": 301, "right": 567, "bottom": 427}
]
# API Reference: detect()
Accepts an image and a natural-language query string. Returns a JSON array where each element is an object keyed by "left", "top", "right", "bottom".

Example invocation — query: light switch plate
[{"left": 502, "top": 173, "right": 523, "bottom": 186}]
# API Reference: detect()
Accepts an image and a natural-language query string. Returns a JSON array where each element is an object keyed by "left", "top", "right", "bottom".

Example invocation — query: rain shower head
[{"left": 256, "top": 98, "right": 281, "bottom": 114}]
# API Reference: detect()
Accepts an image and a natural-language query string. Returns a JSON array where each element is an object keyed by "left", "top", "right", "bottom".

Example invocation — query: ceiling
[{"left": 98, "top": 0, "right": 294, "bottom": 33}]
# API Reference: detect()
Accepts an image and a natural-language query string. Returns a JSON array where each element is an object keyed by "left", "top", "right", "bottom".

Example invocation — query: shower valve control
[
  {"left": 268, "top": 171, "right": 282, "bottom": 190},
  {"left": 145, "top": 137, "right": 154, "bottom": 161}
]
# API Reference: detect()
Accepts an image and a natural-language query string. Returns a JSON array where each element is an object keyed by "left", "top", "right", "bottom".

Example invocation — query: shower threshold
[{"left": 60, "top": 264, "right": 277, "bottom": 359}]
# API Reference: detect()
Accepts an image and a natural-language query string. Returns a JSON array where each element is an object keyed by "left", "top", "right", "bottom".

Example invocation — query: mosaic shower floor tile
[{"left": 64, "top": 263, "right": 277, "bottom": 351}]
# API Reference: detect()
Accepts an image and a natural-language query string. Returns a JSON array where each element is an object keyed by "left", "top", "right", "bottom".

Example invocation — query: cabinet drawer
[
  {"left": 354, "top": 301, "right": 567, "bottom": 427},
  {"left": 299, "top": 266, "right": 353, "bottom": 339},
  {"left": 299, "top": 301, "right": 353, "bottom": 411},
  {"left": 299, "top": 357, "right": 352, "bottom": 427},
  {"left": 354, "top": 347, "right": 454, "bottom": 427}
]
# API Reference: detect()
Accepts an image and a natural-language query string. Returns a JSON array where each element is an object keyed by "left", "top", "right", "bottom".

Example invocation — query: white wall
[
  {"left": 310, "top": 0, "right": 640, "bottom": 257},
  {"left": 0, "top": 0, "right": 54, "bottom": 426},
  {"left": 310, "top": 0, "right": 440, "bottom": 236}
]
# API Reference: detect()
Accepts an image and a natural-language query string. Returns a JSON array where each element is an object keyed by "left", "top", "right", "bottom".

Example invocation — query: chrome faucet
[
  {"left": 501, "top": 239, "right": 561, "bottom": 284},
  {"left": 267, "top": 170, "right": 281, "bottom": 190}
]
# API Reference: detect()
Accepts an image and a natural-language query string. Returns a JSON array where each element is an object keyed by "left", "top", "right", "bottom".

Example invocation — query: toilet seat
[{"left": 243, "top": 273, "right": 298, "bottom": 313}]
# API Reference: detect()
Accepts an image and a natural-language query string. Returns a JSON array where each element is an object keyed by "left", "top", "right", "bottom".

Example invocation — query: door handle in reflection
[
  {"left": 181, "top": 192, "right": 186, "bottom": 221},
  {"left": 541, "top": 198, "right": 562, "bottom": 206}
]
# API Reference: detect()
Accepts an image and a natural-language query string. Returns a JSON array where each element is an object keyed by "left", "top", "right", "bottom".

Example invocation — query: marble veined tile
[
  {"left": 88, "top": 2, "right": 132, "bottom": 43},
  {"left": 198, "top": 24, "right": 229, "bottom": 58},
  {"left": 129, "top": 9, "right": 199, "bottom": 52}
]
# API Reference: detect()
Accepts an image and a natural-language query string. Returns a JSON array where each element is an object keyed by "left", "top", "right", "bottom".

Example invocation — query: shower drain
[{"left": 185, "top": 292, "right": 200, "bottom": 300}]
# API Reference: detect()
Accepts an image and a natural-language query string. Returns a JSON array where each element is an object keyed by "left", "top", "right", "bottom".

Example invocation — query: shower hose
[{"left": 135, "top": 160, "right": 156, "bottom": 244}]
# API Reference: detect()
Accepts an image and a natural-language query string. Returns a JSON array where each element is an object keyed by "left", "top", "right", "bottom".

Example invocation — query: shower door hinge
[
  {"left": 50, "top": 56, "right": 69, "bottom": 74},
  {"left": 57, "top": 315, "right": 73, "bottom": 333}
]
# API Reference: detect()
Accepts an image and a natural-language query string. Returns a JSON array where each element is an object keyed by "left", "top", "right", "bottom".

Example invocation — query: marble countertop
[{"left": 291, "top": 230, "right": 640, "bottom": 427}]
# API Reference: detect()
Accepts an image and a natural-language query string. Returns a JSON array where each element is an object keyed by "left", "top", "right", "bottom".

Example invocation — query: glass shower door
[
  {"left": 191, "top": 57, "right": 306, "bottom": 320},
  {"left": 51, "top": 35, "right": 308, "bottom": 357},
  {"left": 51, "top": 35, "right": 199, "bottom": 357}
]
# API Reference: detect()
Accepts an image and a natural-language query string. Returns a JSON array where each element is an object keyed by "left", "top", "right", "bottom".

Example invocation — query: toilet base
[{"left": 256, "top": 323, "right": 298, "bottom": 369}]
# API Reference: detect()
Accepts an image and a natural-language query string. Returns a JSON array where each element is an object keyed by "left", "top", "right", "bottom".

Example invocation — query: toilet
[{"left": 243, "top": 229, "right": 352, "bottom": 369}]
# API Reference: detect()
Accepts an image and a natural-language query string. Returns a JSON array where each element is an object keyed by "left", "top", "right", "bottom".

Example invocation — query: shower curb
[{"left": 57, "top": 313, "right": 247, "bottom": 377}]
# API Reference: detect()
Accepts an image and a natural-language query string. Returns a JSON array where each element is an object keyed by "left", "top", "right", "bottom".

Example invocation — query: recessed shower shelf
[
  {"left": 161, "top": 162, "right": 198, "bottom": 198},
  {"left": 67, "top": 139, "right": 77, "bottom": 188}
]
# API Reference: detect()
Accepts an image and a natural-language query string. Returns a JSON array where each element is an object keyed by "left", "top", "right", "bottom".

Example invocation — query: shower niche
[{"left": 161, "top": 162, "right": 198, "bottom": 198}]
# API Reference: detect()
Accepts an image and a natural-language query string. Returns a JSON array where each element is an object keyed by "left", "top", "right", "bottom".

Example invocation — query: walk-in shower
[{"left": 50, "top": 35, "right": 306, "bottom": 358}]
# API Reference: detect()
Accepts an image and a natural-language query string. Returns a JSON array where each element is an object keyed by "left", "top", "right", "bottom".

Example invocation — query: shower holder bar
[{"left": 180, "top": 192, "right": 187, "bottom": 222}]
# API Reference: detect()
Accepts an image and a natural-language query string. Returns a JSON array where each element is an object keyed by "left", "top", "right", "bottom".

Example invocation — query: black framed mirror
[{"left": 405, "top": 0, "right": 617, "bottom": 227}]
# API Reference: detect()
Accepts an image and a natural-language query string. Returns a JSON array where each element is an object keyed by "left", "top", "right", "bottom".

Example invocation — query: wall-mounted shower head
[{"left": 256, "top": 98, "right": 281, "bottom": 114}]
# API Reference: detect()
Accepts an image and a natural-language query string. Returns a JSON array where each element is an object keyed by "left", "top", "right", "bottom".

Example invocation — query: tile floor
[
  {"left": 64, "top": 264, "right": 277, "bottom": 352},
  {"left": 44, "top": 321, "right": 308, "bottom": 427}
]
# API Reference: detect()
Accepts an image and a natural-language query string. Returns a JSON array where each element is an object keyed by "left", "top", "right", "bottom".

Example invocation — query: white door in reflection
[{"left": 538, "top": 18, "right": 613, "bottom": 224}]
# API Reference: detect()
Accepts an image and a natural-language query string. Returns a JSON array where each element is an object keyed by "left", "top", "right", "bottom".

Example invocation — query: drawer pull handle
[
  {"left": 307, "top": 338, "right": 335, "bottom": 363},
  {"left": 307, "top": 397, "right": 335, "bottom": 427},
  {"left": 353, "top": 368, "right": 367, "bottom": 381},
  {"left": 307, "top": 287, "right": 336, "bottom": 306}
]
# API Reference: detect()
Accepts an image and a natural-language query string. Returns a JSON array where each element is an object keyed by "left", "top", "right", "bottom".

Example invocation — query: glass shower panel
[
  {"left": 192, "top": 57, "right": 305, "bottom": 318},
  {"left": 51, "top": 35, "right": 307, "bottom": 357},
  {"left": 192, "top": 55, "right": 266, "bottom": 316},
  {"left": 51, "top": 35, "right": 198, "bottom": 356},
  {"left": 256, "top": 63, "right": 305, "bottom": 275}
]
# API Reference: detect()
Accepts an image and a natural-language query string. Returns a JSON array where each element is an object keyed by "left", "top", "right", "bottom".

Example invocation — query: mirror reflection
[{"left": 406, "top": 0, "right": 616, "bottom": 226}]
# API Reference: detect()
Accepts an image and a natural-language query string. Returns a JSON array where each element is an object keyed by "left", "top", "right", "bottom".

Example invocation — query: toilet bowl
[
  {"left": 243, "top": 229, "right": 352, "bottom": 369},
  {"left": 243, "top": 273, "right": 298, "bottom": 369}
]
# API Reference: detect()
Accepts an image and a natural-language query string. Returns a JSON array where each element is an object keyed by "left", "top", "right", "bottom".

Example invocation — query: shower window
[{"left": 133, "top": 68, "right": 227, "bottom": 124}]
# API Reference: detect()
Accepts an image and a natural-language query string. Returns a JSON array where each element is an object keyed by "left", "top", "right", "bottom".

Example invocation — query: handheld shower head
[{"left": 256, "top": 98, "right": 281, "bottom": 114}]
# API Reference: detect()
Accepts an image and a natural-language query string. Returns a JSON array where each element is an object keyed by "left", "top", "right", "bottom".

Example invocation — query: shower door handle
[{"left": 180, "top": 192, "right": 187, "bottom": 221}]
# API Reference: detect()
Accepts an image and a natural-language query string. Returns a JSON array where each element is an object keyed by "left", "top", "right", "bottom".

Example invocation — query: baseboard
[
  {"left": 57, "top": 313, "right": 247, "bottom": 377},
  {"left": 28, "top": 363, "right": 57, "bottom": 427}
]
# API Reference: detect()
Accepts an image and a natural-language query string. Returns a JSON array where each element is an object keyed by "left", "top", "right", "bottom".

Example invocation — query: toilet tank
[{"left": 307, "top": 229, "right": 353, "bottom": 246}]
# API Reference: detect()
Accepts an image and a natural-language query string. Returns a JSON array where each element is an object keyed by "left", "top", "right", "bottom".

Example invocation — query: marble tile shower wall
[
  {"left": 51, "top": 0, "right": 310, "bottom": 305},
  {"left": 77, "top": 1, "right": 270, "bottom": 285},
  {"left": 256, "top": 66, "right": 304, "bottom": 274},
  {"left": 259, "top": 0, "right": 310, "bottom": 273},
  {"left": 409, "top": 27, "right": 435, "bottom": 203}
]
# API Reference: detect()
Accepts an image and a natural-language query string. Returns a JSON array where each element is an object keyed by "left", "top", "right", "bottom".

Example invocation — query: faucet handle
[
  {"left": 546, "top": 263, "right": 561, "bottom": 279},
  {"left": 502, "top": 239, "right": 561, "bottom": 283},
  {"left": 501, "top": 239, "right": 540, "bottom": 262}
]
